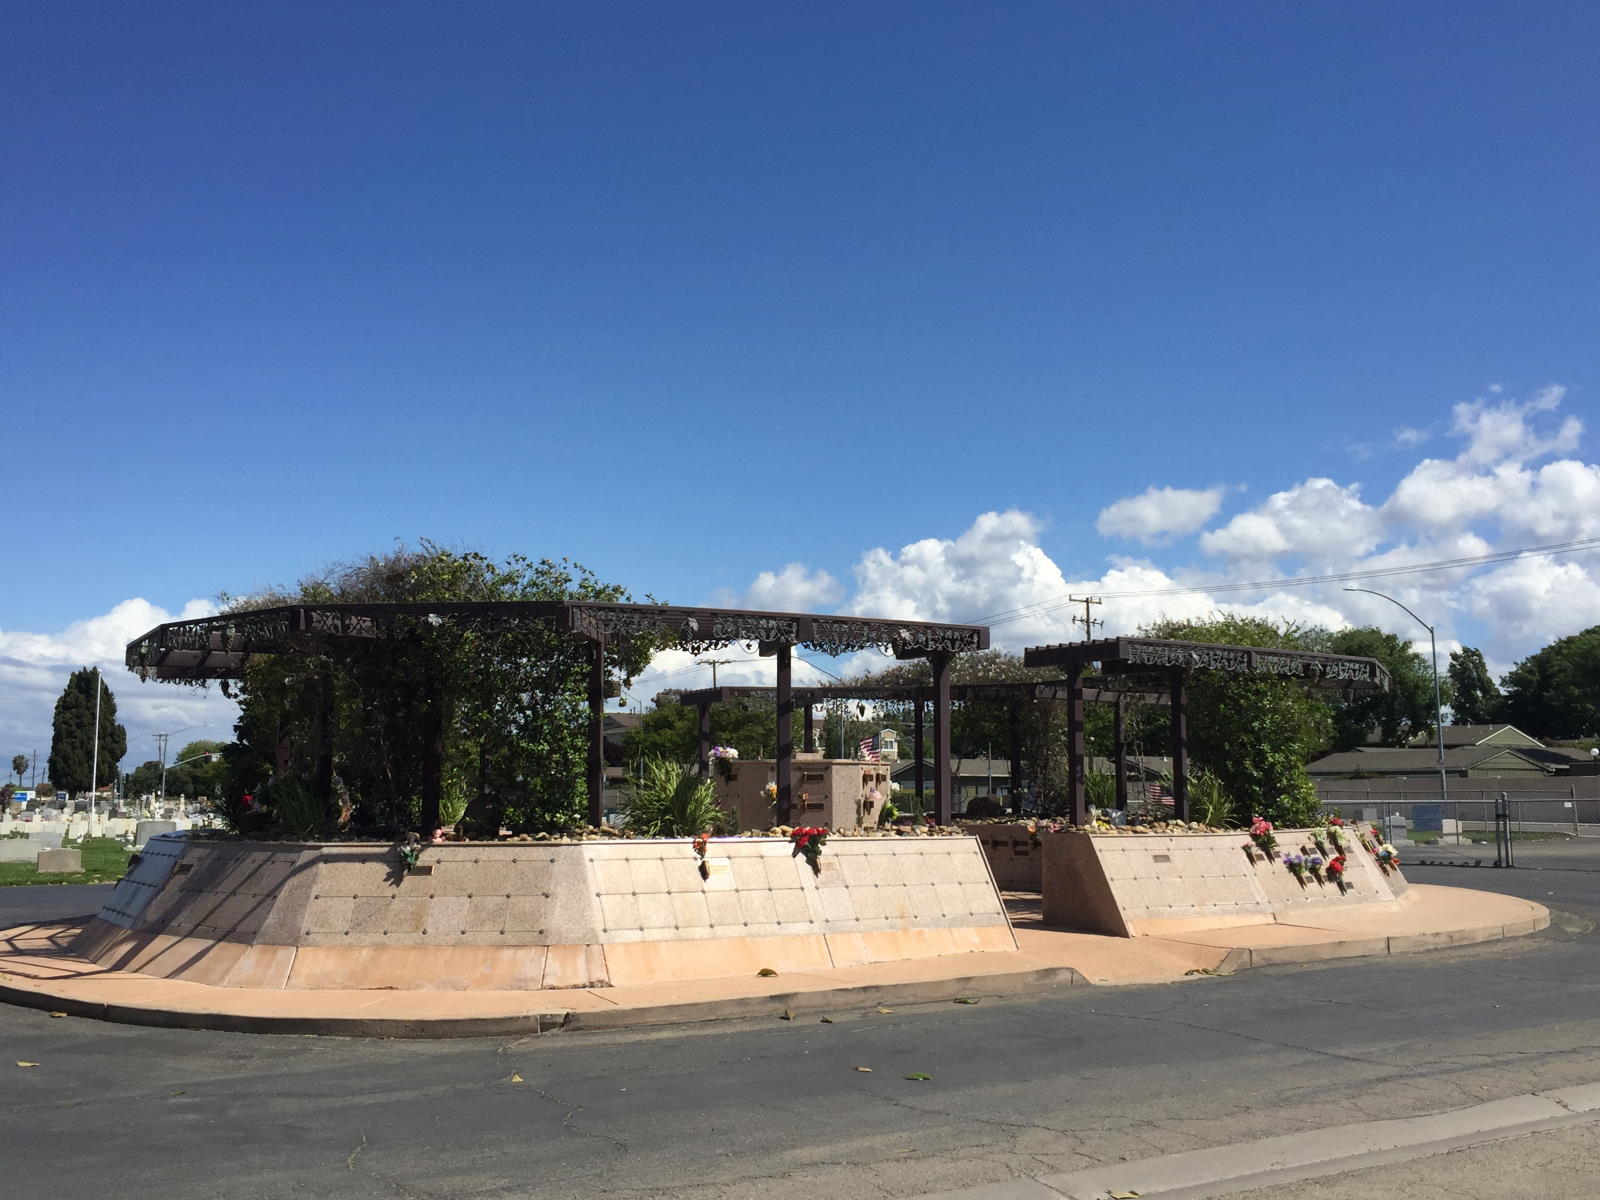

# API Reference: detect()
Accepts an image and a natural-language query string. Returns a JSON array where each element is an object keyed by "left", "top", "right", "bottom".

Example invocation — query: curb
[
  {"left": 0, "top": 904, "right": 1549, "bottom": 1039},
  {"left": 0, "top": 964, "right": 1089, "bottom": 1040}
]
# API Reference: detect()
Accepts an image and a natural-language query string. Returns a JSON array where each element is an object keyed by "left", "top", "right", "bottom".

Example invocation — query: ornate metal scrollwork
[
  {"left": 807, "top": 619, "right": 882, "bottom": 655},
  {"left": 891, "top": 626, "right": 985, "bottom": 655}
]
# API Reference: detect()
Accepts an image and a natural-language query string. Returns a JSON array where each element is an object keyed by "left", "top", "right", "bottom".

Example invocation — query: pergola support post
[
  {"left": 314, "top": 669, "right": 337, "bottom": 808},
  {"left": 803, "top": 702, "right": 815, "bottom": 754},
  {"left": 420, "top": 683, "right": 442, "bottom": 835},
  {"left": 587, "top": 636, "right": 606, "bottom": 828},
  {"left": 776, "top": 644, "right": 793, "bottom": 826},
  {"left": 931, "top": 653, "right": 953, "bottom": 826},
  {"left": 697, "top": 704, "right": 712, "bottom": 776},
  {"left": 1169, "top": 668, "right": 1189, "bottom": 821},
  {"left": 1008, "top": 705, "right": 1024, "bottom": 817},
  {"left": 913, "top": 695, "right": 925, "bottom": 818},
  {"left": 1067, "top": 675, "right": 1086, "bottom": 826},
  {"left": 1113, "top": 694, "right": 1128, "bottom": 811}
]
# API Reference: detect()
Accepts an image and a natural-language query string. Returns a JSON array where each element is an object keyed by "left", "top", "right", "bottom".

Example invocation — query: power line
[{"left": 968, "top": 535, "right": 1600, "bottom": 629}]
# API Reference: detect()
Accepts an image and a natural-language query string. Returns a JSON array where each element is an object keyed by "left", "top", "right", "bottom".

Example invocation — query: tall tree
[
  {"left": 172, "top": 739, "right": 227, "bottom": 799},
  {"left": 622, "top": 694, "right": 799, "bottom": 766},
  {"left": 1318, "top": 627, "right": 1443, "bottom": 750},
  {"left": 225, "top": 545, "right": 661, "bottom": 833},
  {"left": 1448, "top": 647, "right": 1503, "bottom": 725},
  {"left": 127, "top": 760, "right": 165, "bottom": 797},
  {"left": 1500, "top": 626, "right": 1600, "bottom": 739},
  {"left": 48, "top": 668, "right": 127, "bottom": 794},
  {"left": 10, "top": 755, "right": 25, "bottom": 786},
  {"left": 1143, "top": 614, "right": 1332, "bottom": 827}
]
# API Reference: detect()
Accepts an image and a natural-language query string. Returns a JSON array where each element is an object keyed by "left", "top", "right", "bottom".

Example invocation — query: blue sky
[{"left": 5, "top": 3, "right": 1599, "bottom": 772}]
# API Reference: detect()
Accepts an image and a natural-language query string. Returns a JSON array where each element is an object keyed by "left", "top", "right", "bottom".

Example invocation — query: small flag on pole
[{"left": 859, "top": 736, "right": 880, "bottom": 761}]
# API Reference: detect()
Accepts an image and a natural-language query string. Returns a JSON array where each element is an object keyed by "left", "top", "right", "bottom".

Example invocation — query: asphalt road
[{"left": 4, "top": 868, "right": 1600, "bottom": 1200}]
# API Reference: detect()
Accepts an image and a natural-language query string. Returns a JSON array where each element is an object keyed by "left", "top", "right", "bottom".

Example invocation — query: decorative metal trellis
[{"left": 125, "top": 601, "right": 990, "bottom": 829}]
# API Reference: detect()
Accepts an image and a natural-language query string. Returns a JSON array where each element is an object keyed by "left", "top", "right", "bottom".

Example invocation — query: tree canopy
[
  {"left": 1141, "top": 614, "right": 1331, "bottom": 827},
  {"left": 48, "top": 668, "right": 126, "bottom": 794},
  {"left": 1315, "top": 626, "right": 1443, "bottom": 750},
  {"left": 1500, "top": 625, "right": 1600, "bottom": 740},
  {"left": 224, "top": 544, "right": 663, "bottom": 834},
  {"left": 1448, "top": 647, "right": 1502, "bottom": 725}
]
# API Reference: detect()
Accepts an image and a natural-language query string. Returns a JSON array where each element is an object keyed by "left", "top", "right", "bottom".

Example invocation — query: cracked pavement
[{"left": 3, "top": 865, "right": 1599, "bottom": 1200}]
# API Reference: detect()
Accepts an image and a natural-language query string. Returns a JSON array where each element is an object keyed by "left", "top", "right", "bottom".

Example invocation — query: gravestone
[
  {"left": 134, "top": 820, "right": 178, "bottom": 848},
  {"left": 0, "top": 838, "right": 36, "bottom": 863},
  {"left": 37, "top": 848, "right": 83, "bottom": 874}
]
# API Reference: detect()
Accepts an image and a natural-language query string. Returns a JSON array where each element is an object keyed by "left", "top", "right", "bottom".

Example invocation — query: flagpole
[{"left": 88, "top": 667, "right": 102, "bottom": 839}]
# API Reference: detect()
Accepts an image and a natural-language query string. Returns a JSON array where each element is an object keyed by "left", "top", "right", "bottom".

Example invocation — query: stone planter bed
[{"left": 71, "top": 833, "right": 1014, "bottom": 992}]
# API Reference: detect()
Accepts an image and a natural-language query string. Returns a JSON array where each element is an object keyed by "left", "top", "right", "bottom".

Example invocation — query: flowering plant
[
  {"left": 762, "top": 782, "right": 778, "bottom": 806},
  {"left": 692, "top": 831, "right": 711, "bottom": 879},
  {"left": 1376, "top": 843, "right": 1401, "bottom": 869},
  {"left": 1249, "top": 816, "right": 1278, "bottom": 854},
  {"left": 1283, "top": 852, "right": 1307, "bottom": 880},
  {"left": 791, "top": 826, "right": 829, "bottom": 874},
  {"left": 709, "top": 745, "right": 739, "bottom": 778},
  {"left": 1327, "top": 854, "right": 1348, "bottom": 888},
  {"left": 1306, "top": 853, "right": 1325, "bottom": 880}
]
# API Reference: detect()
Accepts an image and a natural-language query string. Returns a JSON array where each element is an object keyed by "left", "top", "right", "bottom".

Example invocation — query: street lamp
[{"left": 1343, "top": 587, "right": 1449, "bottom": 830}]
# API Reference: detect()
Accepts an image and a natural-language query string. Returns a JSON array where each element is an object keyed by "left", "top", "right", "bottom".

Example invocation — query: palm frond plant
[
  {"left": 622, "top": 757, "right": 733, "bottom": 837},
  {"left": 1083, "top": 769, "right": 1118, "bottom": 817},
  {"left": 1187, "top": 768, "right": 1236, "bottom": 827},
  {"left": 267, "top": 775, "right": 338, "bottom": 839}
]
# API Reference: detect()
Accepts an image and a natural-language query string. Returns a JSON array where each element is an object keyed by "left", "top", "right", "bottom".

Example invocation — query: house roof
[
  {"left": 1416, "top": 723, "right": 1544, "bottom": 749},
  {"left": 1308, "top": 745, "right": 1558, "bottom": 776}
]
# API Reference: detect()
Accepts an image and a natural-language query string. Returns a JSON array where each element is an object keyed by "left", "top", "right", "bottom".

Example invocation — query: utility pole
[
  {"left": 1069, "top": 595, "right": 1104, "bottom": 641},
  {"left": 698, "top": 657, "right": 734, "bottom": 688}
]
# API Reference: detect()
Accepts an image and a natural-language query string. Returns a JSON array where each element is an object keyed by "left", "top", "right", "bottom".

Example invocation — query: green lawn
[{"left": 0, "top": 837, "right": 131, "bottom": 887}]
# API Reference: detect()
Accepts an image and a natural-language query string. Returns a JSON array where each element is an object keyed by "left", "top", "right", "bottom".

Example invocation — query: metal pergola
[
  {"left": 1022, "top": 637, "right": 1391, "bottom": 824},
  {"left": 126, "top": 601, "right": 989, "bottom": 830},
  {"left": 677, "top": 677, "right": 1170, "bottom": 824}
]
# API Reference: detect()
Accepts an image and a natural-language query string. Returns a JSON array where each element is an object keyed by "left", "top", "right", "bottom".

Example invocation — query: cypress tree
[{"left": 48, "top": 668, "right": 127, "bottom": 794}]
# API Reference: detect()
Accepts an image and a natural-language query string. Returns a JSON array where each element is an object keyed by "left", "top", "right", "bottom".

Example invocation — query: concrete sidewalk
[{"left": 0, "top": 884, "right": 1548, "bottom": 1038}]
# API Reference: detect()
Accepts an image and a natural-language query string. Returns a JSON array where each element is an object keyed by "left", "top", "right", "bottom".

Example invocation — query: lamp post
[{"left": 1343, "top": 587, "right": 1449, "bottom": 835}]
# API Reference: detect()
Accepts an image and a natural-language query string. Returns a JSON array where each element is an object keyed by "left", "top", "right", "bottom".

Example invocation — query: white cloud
[
  {"left": 849, "top": 510, "right": 1069, "bottom": 634},
  {"left": 1200, "top": 479, "right": 1381, "bottom": 563},
  {"left": 1384, "top": 388, "right": 1595, "bottom": 538},
  {"left": 1452, "top": 384, "right": 1581, "bottom": 466},
  {"left": 0, "top": 598, "right": 238, "bottom": 785},
  {"left": 1462, "top": 555, "right": 1600, "bottom": 652},
  {"left": 740, "top": 562, "right": 842, "bottom": 612},
  {"left": 1096, "top": 485, "right": 1226, "bottom": 546},
  {"left": 1393, "top": 426, "right": 1429, "bottom": 447}
]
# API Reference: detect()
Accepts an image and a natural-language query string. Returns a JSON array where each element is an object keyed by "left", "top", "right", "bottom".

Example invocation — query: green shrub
[
  {"left": 267, "top": 775, "right": 338, "bottom": 839},
  {"left": 622, "top": 758, "right": 732, "bottom": 837}
]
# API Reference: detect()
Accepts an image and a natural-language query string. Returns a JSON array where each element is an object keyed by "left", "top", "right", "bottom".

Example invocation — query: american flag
[
  {"left": 859, "top": 736, "right": 880, "bottom": 761},
  {"left": 1146, "top": 782, "right": 1172, "bottom": 805}
]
